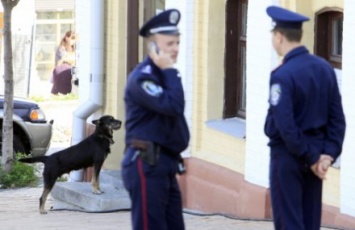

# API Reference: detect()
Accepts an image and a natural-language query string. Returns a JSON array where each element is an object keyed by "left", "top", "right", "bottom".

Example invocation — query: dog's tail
[{"left": 18, "top": 156, "right": 48, "bottom": 164}]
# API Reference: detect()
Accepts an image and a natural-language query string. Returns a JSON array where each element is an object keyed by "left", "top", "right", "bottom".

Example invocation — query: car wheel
[
  {"left": 0, "top": 134, "right": 26, "bottom": 156},
  {"left": 13, "top": 135, "right": 26, "bottom": 154}
]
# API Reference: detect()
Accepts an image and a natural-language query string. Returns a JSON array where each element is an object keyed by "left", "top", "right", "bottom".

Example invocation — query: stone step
[
  {"left": 51, "top": 170, "right": 130, "bottom": 212},
  {"left": 99, "top": 169, "right": 123, "bottom": 186}
]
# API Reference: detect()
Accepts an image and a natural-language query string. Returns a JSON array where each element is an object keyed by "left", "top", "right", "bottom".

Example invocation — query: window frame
[
  {"left": 223, "top": 0, "right": 248, "bottom": 119},
  {"left": 314, "top": 8, "right": 343, "bottom": 69}
]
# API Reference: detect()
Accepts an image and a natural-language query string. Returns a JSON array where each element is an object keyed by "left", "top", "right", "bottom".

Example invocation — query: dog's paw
[
  {"left": 40, "top": 210, "right": 48, "bottom": 214},
  {"left": 92, "top": 190, "right": 104, "bottom": 195}
]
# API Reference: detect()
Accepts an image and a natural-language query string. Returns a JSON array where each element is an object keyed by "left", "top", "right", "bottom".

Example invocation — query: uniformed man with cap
[
  {"left": 121, "top": 9, "right": 190, "bottom": 230},
  {"left": 264, "top": 6, "right": 346, "bottom": 230}
]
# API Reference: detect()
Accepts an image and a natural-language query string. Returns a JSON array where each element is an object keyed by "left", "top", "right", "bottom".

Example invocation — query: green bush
[
  {"left": 29, "top": 93, "right": 78, "bottom": 102},
  {"left": 0, "top": 155, "right": 39, "bottom": 188}
]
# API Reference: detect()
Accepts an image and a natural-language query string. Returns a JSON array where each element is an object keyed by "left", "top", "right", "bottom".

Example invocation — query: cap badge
[{"left": 169, "top": 11, "right": 179, "bottom": 24}]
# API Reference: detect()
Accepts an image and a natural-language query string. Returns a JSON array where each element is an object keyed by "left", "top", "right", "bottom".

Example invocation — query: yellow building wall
[
  {"left": 312, "top": 0, "right": 343, "bottom": 12},
  {"left": 139, "top": 0, "right": 145, "bottom": 63},
  {"left": 280, "top": 0, "right": 343, "bottom": 209},
  {"left": 193, "top": 127, "right": 246, "bottom": 174},
  {"left": 102, "top": 0, "right": 127, "bottom": 169},
  {"left": 323, "top": 167, "right": 341, "bottom": 208},
  {"left": 191, "top": 0, "right": 343, "bottom": 207},
  {"left": 0, "top": 12, "right": 3, "bottom": 29},
  {"left": 280, "top": 0, "right": 343, "bottom": 54},
  {"left": 100, "top": 0, "right": 343, "bottom": 209},
  {"left": 192, "top": 0, "right": 245, "bottom": 175}
]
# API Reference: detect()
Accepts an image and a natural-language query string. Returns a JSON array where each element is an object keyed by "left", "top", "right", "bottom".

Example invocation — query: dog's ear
[{"left": 92, "top": 119, "right": 100, "bottom": 125}]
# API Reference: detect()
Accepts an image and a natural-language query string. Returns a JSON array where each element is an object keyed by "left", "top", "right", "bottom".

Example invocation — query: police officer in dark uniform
[
  {"left": 264, "top": 6, "right": 346, "bottom": 230},
  {"left": 121, "top": 9, "right": 190, "bottom": 230}
]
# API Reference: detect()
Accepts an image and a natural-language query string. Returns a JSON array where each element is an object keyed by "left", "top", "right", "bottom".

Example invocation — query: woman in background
[
  {"left": 55, "top": 30, "right": 76, "bottom": 66},
  {"left": 51, "top": 54, "right": 75, "bottom": 95}
]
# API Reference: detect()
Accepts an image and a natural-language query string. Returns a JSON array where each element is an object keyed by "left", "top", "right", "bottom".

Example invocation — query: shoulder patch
[
  {"left": 141, "top": 80, "right": 163, "bottom": 97},
  {"left": 141, "top": 65, "right": 152, "bottom": 74},
  {"left": 270, "top": 83, "right": 282, "bottom": 106}
]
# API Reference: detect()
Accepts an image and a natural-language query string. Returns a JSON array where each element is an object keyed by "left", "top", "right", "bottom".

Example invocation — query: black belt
[{"left": 128, "top": 139, "right": 186, "bottom": 174}]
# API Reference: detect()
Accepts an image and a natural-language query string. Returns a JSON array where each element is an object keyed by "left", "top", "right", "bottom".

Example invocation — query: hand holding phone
[{"left": 149, "top": 41, "right": 159, "bottom": 54}]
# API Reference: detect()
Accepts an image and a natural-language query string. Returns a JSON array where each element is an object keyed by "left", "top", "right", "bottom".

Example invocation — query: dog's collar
[
  {"left": 98, "top": 134, "right": 115, "bottom": 144},
  {"left": 108, "top": 138, "right": 114, "bottom": 144}
]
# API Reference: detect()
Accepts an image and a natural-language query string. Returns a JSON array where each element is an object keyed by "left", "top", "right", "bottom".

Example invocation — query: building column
[
  {"left": 75, "top": 0, "right": 91, "bottom": 101},
  {"left": 245, "top": 0, "right": 279, "bottom": 187},
  {"left": 340, "top": 0, "right": 355, "bottom": 218},
  {"left": 165, "top": 0, "right": 194, "bottom": 157}
]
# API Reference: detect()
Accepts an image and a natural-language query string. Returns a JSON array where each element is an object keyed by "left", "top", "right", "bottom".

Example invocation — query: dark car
[{"left": 0, "top": 96, "right": 53, "bottom": 156}]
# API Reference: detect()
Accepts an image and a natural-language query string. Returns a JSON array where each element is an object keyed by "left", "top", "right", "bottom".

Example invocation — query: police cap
[
  {"left": 139, "top": 9, "right": 181, "bottom": 37},
  {"left": 266, "top": 6, "right": 309, "bottom": 30}
]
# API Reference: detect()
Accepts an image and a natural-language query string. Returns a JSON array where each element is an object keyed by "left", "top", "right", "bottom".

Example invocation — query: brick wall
[{"left": 103, "top": 0, "right": 127, "bottom": 169}]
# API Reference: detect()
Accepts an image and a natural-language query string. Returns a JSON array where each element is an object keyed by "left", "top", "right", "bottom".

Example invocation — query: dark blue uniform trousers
[
  {"left": 270, "top": 146, "right": 322, "bottom": 230},
  {"left": 122, "top": 147, "right": 185, "bottom": 230}
]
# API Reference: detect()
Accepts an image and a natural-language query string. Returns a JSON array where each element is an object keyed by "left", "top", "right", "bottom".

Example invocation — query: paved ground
[
  {"left": 0, "top": 186, "right": 340, "bottom": 229},
  {"left": 0, "top": 187, "right": 276, "bottom": 230},
  {"left": 39, "top": 99, "right": 79, "bottom": 145}
]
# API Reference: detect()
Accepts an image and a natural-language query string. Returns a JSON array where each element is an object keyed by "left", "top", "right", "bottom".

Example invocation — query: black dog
[{"left": 19, "top": 115, "right": 121, "bottom": 214}]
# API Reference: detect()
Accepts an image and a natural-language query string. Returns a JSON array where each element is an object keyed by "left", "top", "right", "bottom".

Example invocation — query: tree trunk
[{"left": 1, "top": 0, "right": 20, "bottom": 172}]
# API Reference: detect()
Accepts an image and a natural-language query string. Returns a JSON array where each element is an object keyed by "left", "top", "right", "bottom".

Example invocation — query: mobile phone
[{"left": 149, "top": 41, "right": 159, "bottom": 54}]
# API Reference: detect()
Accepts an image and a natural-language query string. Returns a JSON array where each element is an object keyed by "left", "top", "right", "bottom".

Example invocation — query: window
[
  {"left": 126, "top": 0, "right": 165, "bottom": 75},
  {"left": 315, "top": 9, "right": 343, "bottom": 69},
  {"left": 35, "top": 11, "right": 74, "bottom": 81},
  {"left": 224, "top": 0, "right": 248, "bottom": 119}
]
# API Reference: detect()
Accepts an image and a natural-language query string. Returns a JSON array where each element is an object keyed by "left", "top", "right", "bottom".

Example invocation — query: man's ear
[
  {"left": 146, "top": 35, "right": 155, "bottom": 51},
  {"left": 274, "top": 31, "right": 283, "bottom": 44}
]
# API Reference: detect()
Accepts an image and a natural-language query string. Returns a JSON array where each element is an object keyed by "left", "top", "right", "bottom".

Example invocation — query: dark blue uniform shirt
[
  {"left": 264, "top": 46, "right": 346, "bottom": 165},
  {"left": 124, "top": 57, "right": 190, "bottom": 155}
]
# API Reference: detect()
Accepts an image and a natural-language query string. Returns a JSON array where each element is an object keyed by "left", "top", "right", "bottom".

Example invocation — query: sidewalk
[
  {"left": 0, "top": 187, "right": 275, "bottom": 230},
  {"left": 0, "top": 186, "right": 338, "bottom": 230},
  {"left": 0, "top": 144, "right": 277, "bottom": 229}
]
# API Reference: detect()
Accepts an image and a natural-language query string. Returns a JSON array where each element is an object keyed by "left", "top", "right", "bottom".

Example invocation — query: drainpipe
[{"left": 68, "top": 0, "right": 104, "bottom": 182}]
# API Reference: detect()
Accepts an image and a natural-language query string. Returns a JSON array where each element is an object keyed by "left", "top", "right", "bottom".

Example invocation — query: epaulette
[
  {"left": 141, "top": 64, "right": 152, "bottom": 74},
  {"left": 272, "top": 62, "right": 283, "bottom": 73}
]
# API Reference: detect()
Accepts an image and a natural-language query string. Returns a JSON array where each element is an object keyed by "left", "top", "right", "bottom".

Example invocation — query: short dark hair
[{"left": 272, "top": 27, "right": 303, "bottom": 42}]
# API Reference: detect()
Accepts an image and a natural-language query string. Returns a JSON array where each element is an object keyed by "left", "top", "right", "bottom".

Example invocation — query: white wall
[
  {"left": 245, "top": 0, "right": 355, "bottom": 218},
  {"left": 340, "top": 0, "right": 355, "bottom": 218},
  {"left": 0, "top": 0, "right": 35, "bottom": 97},
  {"left": 74, "top": 0, "right": 91, "bottom": 104},
  {"left": 245, "top": 0, "right": 279, "bottom": 188},
  {"left": 165, "top": 0, "right": 194, "bottom": 157}
]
